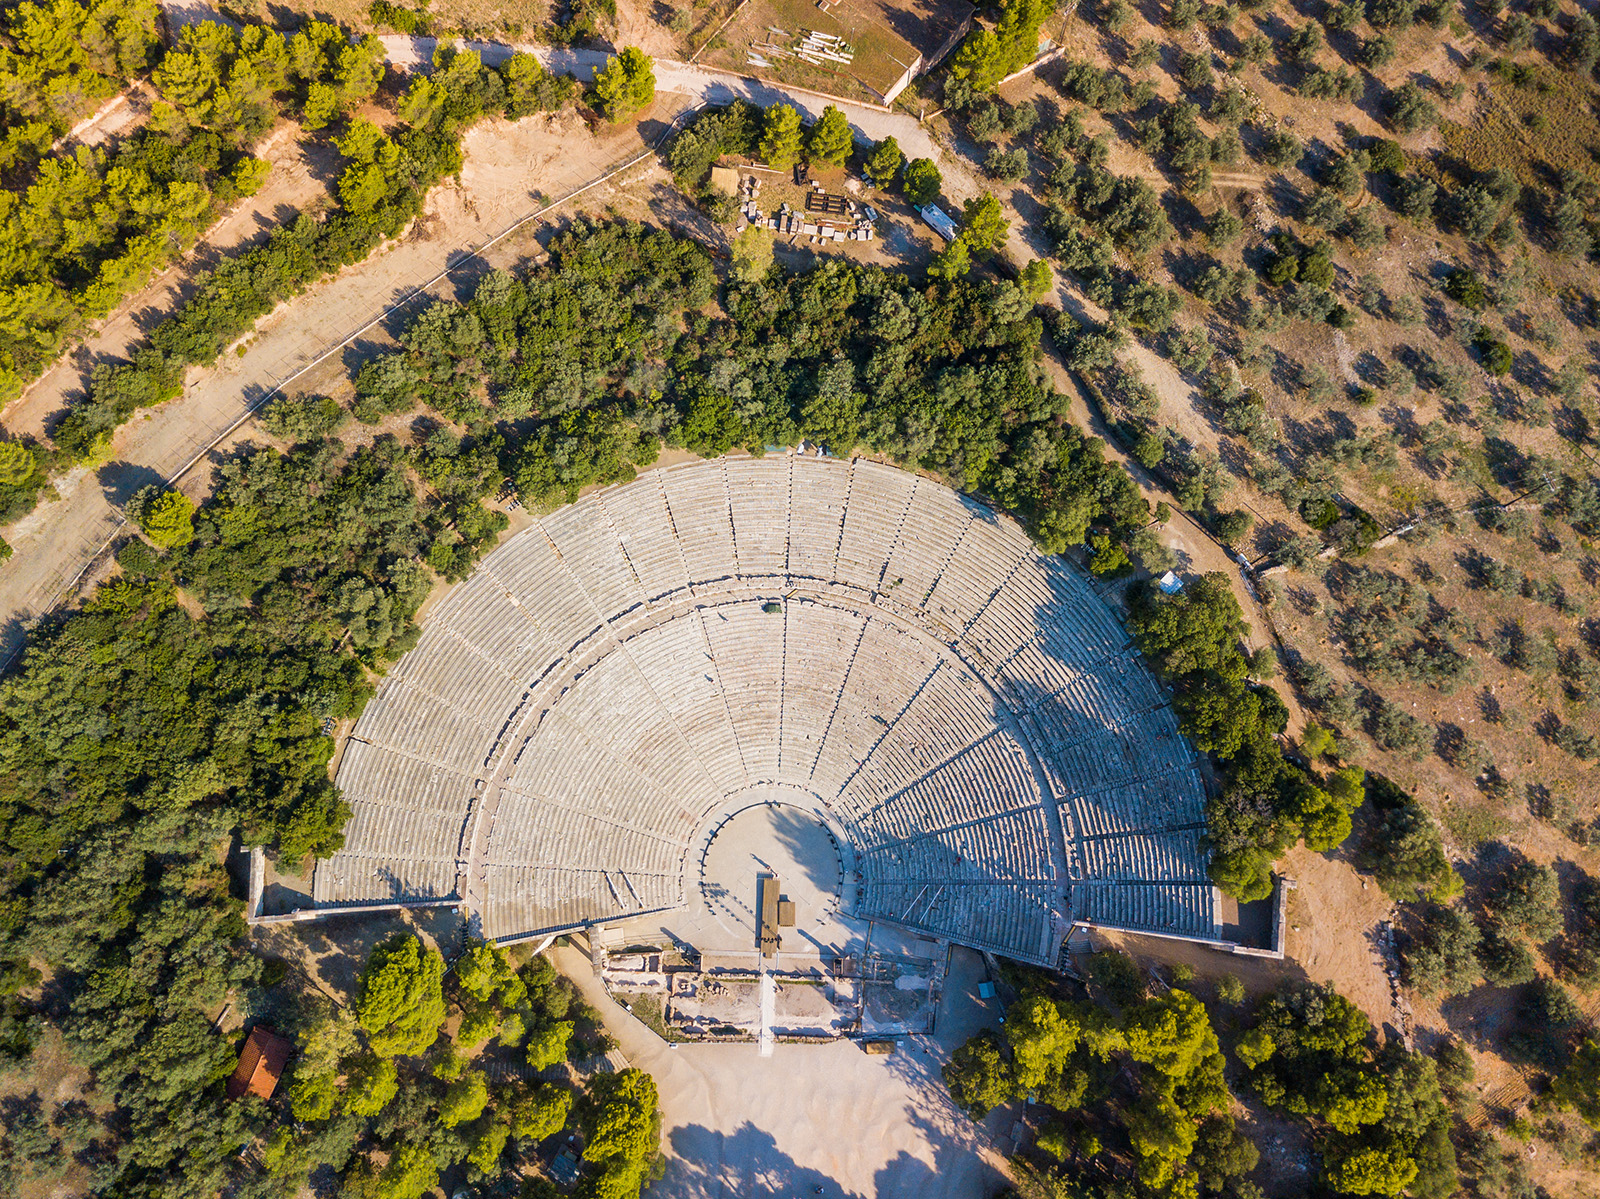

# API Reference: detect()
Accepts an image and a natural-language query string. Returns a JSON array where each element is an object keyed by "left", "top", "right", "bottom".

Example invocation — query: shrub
[
  {"left": 1473, "top": 327, "right": 1514, "bottom": 375},
  {"left": 1386, "top": 82, "right": 1438, "bottom": 133},
  {"left": 1259, "top": 128, "right": 1303, "bottom": 169},
  {"left": 985, "top": 146, "right": 1030, "bottom": 181},
  {"left": 1403, "top": 904, "right": 1481, "bottom": 996},
  {"left": 259, "top": 394, "right": 347, "bottom": 443},
  {"left": 1484, "top": 855, "right": 1562, "bottom": 942}
]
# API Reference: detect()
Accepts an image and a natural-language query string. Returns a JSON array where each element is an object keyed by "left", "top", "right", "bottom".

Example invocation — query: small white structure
[
  {"left": 918, "top": 204, "right": 959, "bottom": 242},
  {"left": 1157, "top": 571, "right": 1185, "bottom": 595}
]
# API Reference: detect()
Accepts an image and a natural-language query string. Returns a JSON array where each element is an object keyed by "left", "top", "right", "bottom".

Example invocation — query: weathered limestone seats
[{"left": 315, "top": 457, "right": 1215, "bottom": 961}]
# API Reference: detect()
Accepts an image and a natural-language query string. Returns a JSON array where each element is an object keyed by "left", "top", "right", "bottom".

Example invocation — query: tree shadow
[
  {"left": 95, "top": 462, "right": 168, "bottom": 508},
  {"left": 661, "top": 1121, "right": 870, "bottom": 1197}
]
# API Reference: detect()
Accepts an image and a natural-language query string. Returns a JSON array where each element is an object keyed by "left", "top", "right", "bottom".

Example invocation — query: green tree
[
  {"left": 1192, "top": 1114, "right": 1260, "bottom": 1193},
  {"left": 1324, "top": 1145, "right": 1419, "bottom": 1196},
  {"left": 950, "top": 29, "right": 1005, "bottom": 94},
  {"left": 1403, "top": 905, "right": 1481, "bottom": 997},
  {"left": 1019, "top": 258, "right": 1053, "bottom": 297},
  {"left": 132, "top": 487, "right": 197, "bottom": 549},
  {"left": 1552, "top": 1037, "right": 1600, "bottom": 1129},
  {"left": 1236, "top": 1027, "right": 1275, "bottom": 1070},
  {"left": 583, "top": 1067, "right": 660, "bottom": 1196},
  {"left": 0, "top": 442, "right": 38, "bottom": 488},
  {"left": 456, "top": 939, "right": 527, "bottom": 1009},
  {"left": 346, "top": 1055, "right": 399, "bottom": 1116},
  {"left": 903, "top": 157, "right": 942, "bottom": 205},
  {"left": 959, "top": 193, "right": 1010, "bottom": 256},
  {"left": 592, "top": 46, "right": 654, "bottom": 121},
  {"left": 942, "top": 1029, "right": 1015, "bottom": 1117},
  {"left": 1128, "top": 572, "right": 1249, "bottom": 676},
  {"left": 376, "top": 1141, "right": 438, "bottom": 1199},
  {"left": 758, "top": 103, "right": 803, "bottom": 168},
  {"left": 510, "top": 1081, "right": 573, "bottom": 1141},
  {"left": 927, "top": 236, "right": 971, "bottom": 280},
  {"left": 355, "top": 934, "right": 447, "bottom": 1057},
  {"left": 806, "top": 104, "right": 853, "bottom": 166},
  {"left": 1485, "top": 856, "right": 1561, "bottom": 942},
  {"left": 1300, "top": 724, "right": 1337, "bottom": 758},
  {"left": 731, "top": 225, "right": 773, "bottom": 283},
  {"left": 289, "top": 1066, "right": 338, "bottom": 1121},
  {"left": 465, "top": 1118, "right": 509, "bottom": 1174},
  {"left": 865, "top": 136, "right": 903, "bottom": 185},
  {"left": 439, "top": 1069, "right": 490, "bottom": 1127},
  {"left": 526, "top": 1018, "right": 574, "bottom": 1069}
]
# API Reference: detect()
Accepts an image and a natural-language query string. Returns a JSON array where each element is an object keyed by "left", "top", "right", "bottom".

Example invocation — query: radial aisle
[{"left": 314, "top": 456, "right": 1217, "bottom": 962}]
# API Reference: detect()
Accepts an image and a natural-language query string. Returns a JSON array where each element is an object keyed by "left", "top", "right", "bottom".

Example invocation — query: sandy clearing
[{"left": 553, "top": 943, "right": 1012, "bottom": 1198}]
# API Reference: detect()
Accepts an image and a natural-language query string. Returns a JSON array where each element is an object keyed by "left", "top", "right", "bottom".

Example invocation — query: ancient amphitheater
[{"left": 313, "top": 456, "right": 1220, "bottom": 964}]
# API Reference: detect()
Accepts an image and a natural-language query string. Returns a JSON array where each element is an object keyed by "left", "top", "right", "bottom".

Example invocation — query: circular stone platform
[
  {"left": 314, "top": 456, "right": 1217, "bottom": 963},
  {"left": 695, "top": 794, "right": 845, "bottom": 956}
]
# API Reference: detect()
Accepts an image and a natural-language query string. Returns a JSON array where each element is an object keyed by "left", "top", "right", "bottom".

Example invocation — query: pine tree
[
  {"left": 758, "top": 103, "right": 803, "bottom": 168},
  {"left": 864, "top": 135, "right": 903, "bottom": 185},
  {"left": 806, "top": 105, "right": 853, "bottom": 166},
  {"left": 593, "top": 46, "right": 654, "bottom": 121}
]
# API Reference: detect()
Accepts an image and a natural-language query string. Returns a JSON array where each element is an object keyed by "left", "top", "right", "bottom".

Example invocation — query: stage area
[{"left": 694, "top": 795, "right": 853, "bottom": 959}]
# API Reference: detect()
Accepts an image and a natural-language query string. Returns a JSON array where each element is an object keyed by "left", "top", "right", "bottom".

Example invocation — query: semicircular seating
[{"left": 313, "top": 457, "right": 1219, "bottom": 962}]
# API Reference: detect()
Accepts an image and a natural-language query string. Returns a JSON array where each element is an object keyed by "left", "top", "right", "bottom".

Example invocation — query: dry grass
[
  {"left": 1442, "top": 61, "right": 1600, "bottom": 188},
  {"left": 704, "top": 0, "right": 922, "bottom": 101},
  {"left": 221, "top": 0, "right": 557, "bottom": 40}
]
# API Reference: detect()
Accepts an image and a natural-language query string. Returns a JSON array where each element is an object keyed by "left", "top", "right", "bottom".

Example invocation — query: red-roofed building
[{"left": 226, "top": 1026, "right": 293, "bottom": 1101}]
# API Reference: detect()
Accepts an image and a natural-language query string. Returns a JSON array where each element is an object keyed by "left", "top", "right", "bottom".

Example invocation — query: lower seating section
[
  {"left": 481, "top": 864, "right": 679, "bottom": 941},
  {"left": 319, "top": 456, "right": 1215, "bottom": 961},
  {"left": 814, "top": 616, "right": 942, "bottom": 815},
  {"left": 620, "top": 616, "right": 748, "bottom": 796},
  {"left": 1074, "top": 882, "right": 1219, "bottom": 941},
  {"left": 505, "top": 710, "right": 700, "bottom": 847},
  {"left": 854, "top": 734, "right": 1041, "bottom": 848},
  {"left": 313, "top": 740, "right": 476, "bottom": 906},
  {"left": 699, "top": 601, "right": 785, "bottom": 781},
  {"left": 779, "top": 602, "right": 861, "bottom": 781},
  {"left": 857, "top": 807, "right": 1053, "bottom": 883},
  {"left": 836, "top": 662, "right": 1006, "bottom": 813},
  {"left": 858, "top": 881, "right": 1058, "bottom": 961},
  {"left": 487, "top": 786, "right": 684, "bottom": 879}
]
